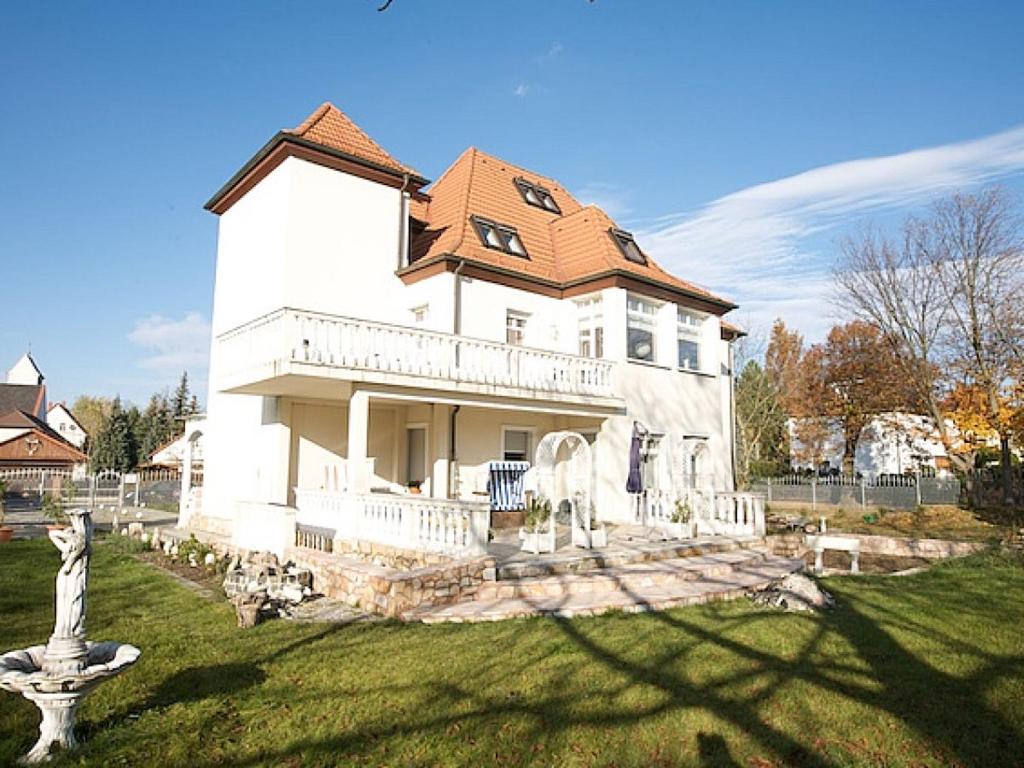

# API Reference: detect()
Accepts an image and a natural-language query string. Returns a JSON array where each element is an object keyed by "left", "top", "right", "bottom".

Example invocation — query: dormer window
[
  {"left": 514, "top": 177, "right": 561, "bottom": 214},
  {"left": 471, "top": 216, "right": 528, "bottom": 257},
  {"left": 609, "top": 228, "right": 646, "bottom": 265}
]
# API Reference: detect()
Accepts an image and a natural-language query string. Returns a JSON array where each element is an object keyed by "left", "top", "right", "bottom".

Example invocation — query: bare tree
[
  {"left": 835, "top": 220, "right": 959, "bottom": 468},
  {"left": 836, "top": 186, "right": 1024, "bottom": 504},
  {"left": 930, "top": 188, "right": 1024, "bottom": 503}
]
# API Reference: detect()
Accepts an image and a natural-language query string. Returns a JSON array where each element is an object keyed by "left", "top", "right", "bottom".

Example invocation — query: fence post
[
  {"left": 88, "top": 475, "right": 96, "bottom": 509},
  {"left": 766, "top": 477, "right": 772, "bottom": 504},
  {"left": 915, "top": 471, "right": 922, "bottom": 507},
  {"left": 811, "top": 478, "right": 817, "bottom": 512},
  {"left": 860, "top": 478, "right": 866, "bottom": 510},
  {"left": 39, "top": 470, "right": 46, "bottom": 499}
]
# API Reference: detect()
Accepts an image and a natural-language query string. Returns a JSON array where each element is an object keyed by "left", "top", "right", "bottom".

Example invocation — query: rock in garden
[{"left": 749, "top": 573, "right": 834, "bottom": 612}]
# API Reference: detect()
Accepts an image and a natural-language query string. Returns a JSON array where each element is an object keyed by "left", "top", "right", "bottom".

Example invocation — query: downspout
[
  {"left": 449, "top": 259, "right": 466, "bottom": 498},
  {"left": 396, "top": 173, "right": 410, "bottom": 270}
]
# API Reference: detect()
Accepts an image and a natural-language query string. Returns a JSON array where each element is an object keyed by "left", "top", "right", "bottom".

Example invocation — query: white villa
[{"left": 184, "top": 102, "right": 767, "bottom": 596}]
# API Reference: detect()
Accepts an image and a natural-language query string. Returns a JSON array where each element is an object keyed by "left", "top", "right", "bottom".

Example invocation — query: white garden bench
[{"left": 806, "top": 534, "right": 861, "bottom": 574}]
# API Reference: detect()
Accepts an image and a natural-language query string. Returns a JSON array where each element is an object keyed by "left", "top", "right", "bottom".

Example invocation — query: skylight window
[
  {"left": 609, "top": 228, "right": 647, "bottom": 265},
  {"left": 514, "top": 177, "right": 561, "bottom": 214},
  {"left": 471, "top": 215, "right": 529, "bottom": 258}
]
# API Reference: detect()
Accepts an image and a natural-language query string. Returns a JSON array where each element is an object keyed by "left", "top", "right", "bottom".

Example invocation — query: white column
[
  {"left": 348, "top": 390, "right": 370, "bottom": 493},
  {"left": 178, "top": 437, "right": 194, "bottom": 526},
  {"left": 431, "top": 404, "right": 451, "bottom": 499}
]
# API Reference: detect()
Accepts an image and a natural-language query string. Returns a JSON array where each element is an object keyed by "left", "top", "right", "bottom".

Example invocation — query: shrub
[{"left": 524, "top": 497, "right": 552, "bottom": 531}]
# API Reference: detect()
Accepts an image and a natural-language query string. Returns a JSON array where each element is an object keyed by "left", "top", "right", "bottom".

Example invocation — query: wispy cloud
[
  {"left": 513, "top": 83, "right": 530, "bottom": 98},
  {"left": 637, "top": 124, "right": 1024, "bottom": 340},
  {"left": 535, "top": 42, "right": 563, "bottom": 65},
  {"left": 127, "top": 312, "right": 210, "bottom": 376},
  {"left": 575, "top": 181, "right": 634, "bottom": 221}
]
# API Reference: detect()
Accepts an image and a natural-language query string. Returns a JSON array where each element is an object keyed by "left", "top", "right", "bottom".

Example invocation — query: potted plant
[
  {"left": 666, "top": 498, "right": 694, "bottom": 539},
  {"left": 0, "top": 479, "right": 12, "bottom": 543},
  {"left": 519, "top": 496, "right": 555, "bottom": 553},
  {"left": 407, "top": 480, "right": 423, "bottom": 496},
  {"left": 571, "top": 501, "right": 608, "bottom": 548}
]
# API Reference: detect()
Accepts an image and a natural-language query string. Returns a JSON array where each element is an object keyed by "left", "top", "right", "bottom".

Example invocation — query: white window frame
[
  {"left": 626, "top": 295, "right": 659, "bottom": 363},
  {"left": 500, "top": 426, "right": 536, "bottom": 464},
  {"left": 410, "top": 304, "right": 429, "bottom": 325},
  {"left": 677, "top": 308, "right": 704, "bottom": 371},
  {"left": 576, "top": 296, "right": 604, "bottom": 359},
  {"left": 506, "top": 310, "right": 530, "bottom": 346}
]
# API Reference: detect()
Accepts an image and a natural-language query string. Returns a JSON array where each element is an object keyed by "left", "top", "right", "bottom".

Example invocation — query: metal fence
[
  {"left": 749, "top": 474, "right": 961, "bottom": 510},
  {"left": 0, "top": 467, "right": 202, "bottom": 513}
]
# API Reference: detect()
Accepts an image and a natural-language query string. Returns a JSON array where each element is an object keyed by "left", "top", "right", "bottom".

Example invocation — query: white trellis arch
[{"left": 532, "top": 430, "right": 598, "bottom": 548}]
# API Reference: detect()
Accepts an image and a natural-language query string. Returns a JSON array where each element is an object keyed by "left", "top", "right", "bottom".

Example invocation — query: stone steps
[
  {"left": 478, "top": 549, "right": 773, "bottom": 601},
  {"left": 495, "top": 535, "right": 768, "bottom": 580},
  {"left": 404, "top": 553, "right": 804, "bottom": 623}
]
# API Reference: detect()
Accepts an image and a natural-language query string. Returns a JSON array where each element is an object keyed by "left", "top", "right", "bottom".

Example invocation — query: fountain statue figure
[{"left": 0, "top": 509, "right": 140, "bottom": 763}]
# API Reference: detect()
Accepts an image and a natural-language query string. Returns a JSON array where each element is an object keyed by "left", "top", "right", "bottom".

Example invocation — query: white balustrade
[
  {"left": 217, "top": 308, "right": 616, "bottom": 399},
  {"left": 699, "top": 492, "right": 766, "bottom": 537},
  {"left": 293, "top": 489, "right": 490, "bottom": 556}
]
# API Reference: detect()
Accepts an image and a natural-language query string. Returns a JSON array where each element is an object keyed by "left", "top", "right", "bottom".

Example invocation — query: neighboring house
[
  {"left": 46, "top": 402, "right": 88, "bottom": 449},
  {"left": 193, "top": 102, "right": 756, "bottom": 556},
  {"left": 148, "top": 420, "right": 205, "bottom": 468},
  {"left": 788, "top": 413, "right": 952, "bottom": 478},
  {"left": 0, "top": 354, "right": 86, "bottom": 470},
  {"left": 0, "top": 409, "right": 87, "bottom": 470}
]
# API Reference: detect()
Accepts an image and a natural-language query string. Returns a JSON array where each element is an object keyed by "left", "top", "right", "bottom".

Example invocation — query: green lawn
[{"left": 2, "top": 540, "right": 1023, "bottom": 768}]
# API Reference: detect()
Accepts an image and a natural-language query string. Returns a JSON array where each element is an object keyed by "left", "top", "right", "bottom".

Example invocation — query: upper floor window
[
  {"left": 627, "top": 296, "right": 658, "bottom": 362},
  {"left": 506, "top": 310, "right": 529, "bottom": 346},
  {"left": 514, "top": 177, "right": 561, "bottom": 213},
  {"left": 411, "top": 305, "right": 429, "bottom": 324},
  {"left": 609, "top": 228, "right": 647, "bottom": 265},
  {"left": 471, "top": 215, "right": 528, "bottom": 257},
  {"left": 677, "top": 308, "right": 703, "bottom": 371},
  {"left": 577, "top": 296, "right": 604, "bottom": 359}
]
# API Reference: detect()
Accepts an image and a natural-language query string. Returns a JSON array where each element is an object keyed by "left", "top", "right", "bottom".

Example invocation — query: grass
[{"left": 2, "top": 539, "right": 1024, "bottom": 767}]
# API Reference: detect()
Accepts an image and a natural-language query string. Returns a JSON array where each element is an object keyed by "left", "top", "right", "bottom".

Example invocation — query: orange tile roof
[
  {"left": 285, "top": 102, "right": 420, "bottom": 178},
  {"left": 407, "top": 147, "right": 733, "bottom": 308}
]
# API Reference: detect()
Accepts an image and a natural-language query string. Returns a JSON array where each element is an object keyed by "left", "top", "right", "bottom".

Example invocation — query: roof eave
[{"left": 204, "top": 133, "right": 430, "bottom": 212}]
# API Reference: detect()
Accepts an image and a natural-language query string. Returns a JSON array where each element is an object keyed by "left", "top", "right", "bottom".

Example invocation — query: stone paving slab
[
  {"left": 477, "top": 549, "right": 774, "bottom": 600},
  {"left": 405, "top": 556, "right": 804, "bottom": 623}
]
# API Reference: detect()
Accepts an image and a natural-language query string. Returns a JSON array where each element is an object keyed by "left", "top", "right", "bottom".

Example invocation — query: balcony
[{"left": 215, "top": 308, "right": 622, "bottom": 409}]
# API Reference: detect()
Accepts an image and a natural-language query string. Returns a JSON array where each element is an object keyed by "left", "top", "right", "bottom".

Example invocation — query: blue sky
[{"left": 2, "top": 0, "right": 1023, "bottom": 406}]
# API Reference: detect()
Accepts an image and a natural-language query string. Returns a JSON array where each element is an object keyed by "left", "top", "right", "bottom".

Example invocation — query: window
[
  {"left": 506, "top": 310, "right": 529, "bottom": 346},
  {"left": 627, "top": 295, "right": 658, "bottom": 362},
  {"left": 576, "top": 296, "right": 604, "bottom": 358},
  {"left": 609, "top": 228, "right": 647, "bottom": 265},
  {"left": 471, "top": 215, "right": 528, "bottom": 257},
  {"left": 677, "top": 308, "right": 703, "bottom": 371},
  {"left": 514, "top": 177, "right": 561, "bottom": 214},
  {"left": 411, "top": 305, "right": 429, "bottom": 324},
  {"left": 59, "top": 423, "right": 66, "bottom": 432},
  {"left": 642, "top": 435, "right": 662, "bottom": 490},
  {"left": 503, "top": 429, "right": 532, "bottom": 462}
]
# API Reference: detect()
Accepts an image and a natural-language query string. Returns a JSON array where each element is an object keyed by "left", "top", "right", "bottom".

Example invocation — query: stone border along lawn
[{"left": 2, "top": 536, "right": 1023, "bottom": 767}]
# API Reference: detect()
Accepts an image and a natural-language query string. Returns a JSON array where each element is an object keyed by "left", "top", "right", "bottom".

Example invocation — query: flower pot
[{"left": 0, "top": 526, "right": 14, "bottom": 543}]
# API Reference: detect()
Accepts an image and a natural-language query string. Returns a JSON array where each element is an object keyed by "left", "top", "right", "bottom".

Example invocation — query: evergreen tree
[
  {"left": 90, "top": 396, "right": 137, "bottom": 472},
  {"left": 171, "top": 371, "right": 191, "bottom": 434},
  {"left": 138, "top": 393, "right": 175, "bottom": 461}
]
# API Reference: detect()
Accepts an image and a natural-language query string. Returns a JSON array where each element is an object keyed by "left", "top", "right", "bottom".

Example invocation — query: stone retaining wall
[
  {"left": 285, "top": 547, "right": 496, "bottom": 618},
  {"left": 766, "top": 532, "right": 986, "bottom": 561},
  {"left": 330, "top": 538, "right": 454, "bottom": 570}
]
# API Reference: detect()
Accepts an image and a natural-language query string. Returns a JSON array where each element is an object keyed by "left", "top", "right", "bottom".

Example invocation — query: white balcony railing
[
  {"left": 637, "top": 488, "right": 765, "bottom": 539},
  {"left": 217, "top": 308, "right": 616, "bottom": 400},
  {"left": 293, "top": 489, "right": 490, "bottom": 557}
]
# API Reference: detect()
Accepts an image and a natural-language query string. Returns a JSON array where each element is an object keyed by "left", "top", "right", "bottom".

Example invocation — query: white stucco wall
[
  {"left": 46, "top": 405, "right": 86, "bottom": 449},
  {"left": 201, "top": 153, "right": 740, "bottom": 531}
]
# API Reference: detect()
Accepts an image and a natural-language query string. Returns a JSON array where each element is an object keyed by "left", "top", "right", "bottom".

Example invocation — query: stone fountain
[{"left": 0, "top": 508, "right": 140, "bottom": 763}]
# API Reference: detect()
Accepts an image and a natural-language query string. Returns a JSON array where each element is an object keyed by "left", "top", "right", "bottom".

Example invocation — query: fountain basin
[{"left": 0, "top": 642, "right": 141, "bottom": 695}]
